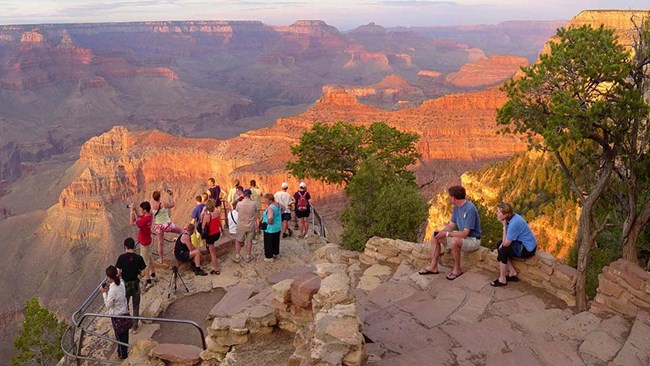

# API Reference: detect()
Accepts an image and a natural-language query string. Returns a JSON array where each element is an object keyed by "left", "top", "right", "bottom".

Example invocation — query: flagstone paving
[{"left": 357, "top": 263, "right": 650, "bottom": 365}]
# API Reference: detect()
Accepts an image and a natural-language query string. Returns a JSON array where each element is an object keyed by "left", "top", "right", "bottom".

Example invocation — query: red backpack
[{"left": 296, "top": 191, "right": 308, "bottom": 211}]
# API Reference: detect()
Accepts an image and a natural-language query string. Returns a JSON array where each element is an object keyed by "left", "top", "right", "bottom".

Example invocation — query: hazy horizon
[{"left": 0, "top": 1, "right": 647, "bottom": 30}]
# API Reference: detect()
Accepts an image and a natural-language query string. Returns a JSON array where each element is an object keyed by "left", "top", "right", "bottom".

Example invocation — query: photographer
[
  {"left": 129, "top": 201, "right": 155, "bottom": 288},
  {"left": 100, "top": 265, "right": 130, "bottom": 360},
  {"left": 174, "top": 223, "right": 207, "bottom": 276},
  {"left": 152, "top": 189, "right": 182, "bottom": 264},
  {"left": 115, "top": 238, "right": 146, "bottom": 334}
]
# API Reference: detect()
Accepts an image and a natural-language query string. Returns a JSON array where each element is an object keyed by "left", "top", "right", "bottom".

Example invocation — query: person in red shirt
[{"left": 130, "top": 201, "right": 155, "bottom": 290}]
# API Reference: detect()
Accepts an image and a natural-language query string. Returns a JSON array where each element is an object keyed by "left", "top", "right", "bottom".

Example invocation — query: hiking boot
[{"left": 233, "top": 254, "right": 241, "bottom": 263}]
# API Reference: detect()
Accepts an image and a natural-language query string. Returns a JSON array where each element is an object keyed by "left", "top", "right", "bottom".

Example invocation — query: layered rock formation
[{"left": 445, "top": 55, "right": 528, "bottom": 89}]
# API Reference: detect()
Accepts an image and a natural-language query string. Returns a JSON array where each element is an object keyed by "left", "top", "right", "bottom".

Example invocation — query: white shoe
[
  {"left": 264, "top": 257, "right": 274, "bottom": 262},
  {"left": 233, "top": 254, "right": 241, "bottom": 263}
]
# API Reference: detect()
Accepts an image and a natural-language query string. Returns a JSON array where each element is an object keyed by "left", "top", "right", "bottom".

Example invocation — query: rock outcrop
[{"left": 445, "top": 54, "right": 528, "bottom": 88}]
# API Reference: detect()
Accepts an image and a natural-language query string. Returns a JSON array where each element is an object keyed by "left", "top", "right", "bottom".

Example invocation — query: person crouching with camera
[
  {"left": 174, "top": 223, "right": 208, "bottom": 276},
  {"left": 100, "top": 265, "right": 131, "bottom": 360}
]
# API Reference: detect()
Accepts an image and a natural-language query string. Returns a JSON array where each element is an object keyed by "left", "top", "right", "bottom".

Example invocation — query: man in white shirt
[{"left": 274, "top": 182, "right": 294, "bottom": 238}]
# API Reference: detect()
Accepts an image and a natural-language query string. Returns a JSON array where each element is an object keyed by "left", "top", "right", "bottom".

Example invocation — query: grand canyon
[{"left": 0, "top": 8, "right": 647, "bottom": 360}]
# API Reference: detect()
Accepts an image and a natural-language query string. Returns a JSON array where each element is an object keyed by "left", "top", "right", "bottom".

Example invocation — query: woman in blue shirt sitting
[{"left": 491, "top": 202, "right": 536, "bottom": 287}]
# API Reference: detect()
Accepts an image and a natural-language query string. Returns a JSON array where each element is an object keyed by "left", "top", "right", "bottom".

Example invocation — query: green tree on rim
[
  {"left": 497, "top": 24, "right": 648, "bottom": 311},
  {"left": 12, "top": 297, "right": 67, "bottom": 366}
]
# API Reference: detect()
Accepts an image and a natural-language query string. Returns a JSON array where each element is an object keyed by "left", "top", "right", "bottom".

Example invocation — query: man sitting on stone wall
[{"left": 419, "top": 185, "right": 482, "bottom": 280}]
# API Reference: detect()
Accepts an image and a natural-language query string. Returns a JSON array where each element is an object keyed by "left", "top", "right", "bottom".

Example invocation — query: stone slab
[
  {"left": 509, "top": 308, "right": 572, "bottom": 335},
  {"left": 290, "top": 272, "right": 321, "bottom": 308},
  {"left": 395, "top": 286, "right": 466, "bottom": 328},
  {"left": 551, "top": 311, "right": 601, "bottom": 342},
  {"left": 530, "top": 339, "right": 585, "bottom": 366},
  {"left": 442, "top": 316, "right": 528, "bottom": 360},
  {"left": 449, "top": 290, "right": 492, "bottom": 323},
  {"left": 612, "top": 312, "right": 650, "bottom": 366},
  {"left": 265, "top": 265, "right": 315, "bottom": 284},
  {"left": 449, "top": 270, "right": 493, "bottom": 292},
  {"left": 578, "top": 330, "right": 623, "bottom": 365},
  {"left": 485, "top": 348, "right": 542, "bottom": 366},
  {"left": 208, "top": 286, "right": 254, "bottom": 319},
  {"left": 491, "top": 294, "right": 547, "bottom": 315},
  {"left": 363, "top": 306, "right": 454, "bottom": 355},
  {"left": 366, "top": 282, "right": 418, "bottom": 309},
  {"left": 152, "top": 343, "right": 202, "bottom": 365},
  {"left": 357, "top": 275, "right": 382, "bottom": 291},
  {"left": 375, "top": 346, "right": 454, "bottom": 366}
]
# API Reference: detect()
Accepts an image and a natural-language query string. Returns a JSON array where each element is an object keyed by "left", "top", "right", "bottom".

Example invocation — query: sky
[{"left": 0, "top": 0, "right": 647, "bottom": 30}]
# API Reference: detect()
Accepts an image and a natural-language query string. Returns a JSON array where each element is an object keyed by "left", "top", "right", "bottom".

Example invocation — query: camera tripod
[{"left": 167, "top": 265, "right": 189, "bottom": 298}]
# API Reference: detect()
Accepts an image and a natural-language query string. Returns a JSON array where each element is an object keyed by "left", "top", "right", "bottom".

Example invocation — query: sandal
[
  {"left": 490, "top": 279, "right": 507, "bottom": 287},
  {"left": 210, "top": 269, "right": 221, "bottom": 275},
  {"left": 446, "top": 271, "right": 463, "bottom": 281},
  {"left": 418, "top": 269, "right": 440, "bottom": 275}
]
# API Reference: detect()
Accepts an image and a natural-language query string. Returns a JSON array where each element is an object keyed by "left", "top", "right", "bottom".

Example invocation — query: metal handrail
[{"left": 310, "top": 205, "right": 326, "bottom": 238}]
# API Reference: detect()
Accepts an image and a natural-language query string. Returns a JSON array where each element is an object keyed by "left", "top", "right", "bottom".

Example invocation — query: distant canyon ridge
[{"left": 6, "top": 11, "right": 645, "bottom": 358}]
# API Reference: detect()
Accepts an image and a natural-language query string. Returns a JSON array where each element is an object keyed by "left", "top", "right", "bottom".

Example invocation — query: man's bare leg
[
  {"left": 450, "top": 240, "right": 462, "bottom": 275},
  {"left": 506, "top": 261, "right": 517, "bottom": 277},
  {"left": 499, "top": 262, "right": 508, "bottom": 283},
  {"left": 427, "top": 239, "right": 441, "bottom": 271},
  {"left": 245, "top": 239, "right": 252, "bottom": 256}
]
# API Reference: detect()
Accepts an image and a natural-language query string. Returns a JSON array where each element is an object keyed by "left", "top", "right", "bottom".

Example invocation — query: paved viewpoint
[{"left": 355, "top": 262, "right": 650, "bottom": 366}]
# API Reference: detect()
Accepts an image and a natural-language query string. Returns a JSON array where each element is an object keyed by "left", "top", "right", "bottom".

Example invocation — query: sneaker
[
  {"left": 273, "top": 254, "right": 280, "bottom": 259},
  {"left": 150, "top": 272, "right": 159, "bottom": 282},
  {"left": 144, "top": 279, "right": 154, "bottom": 291},
  {"left": 282, "top": 233, "right": 288, "bottom": 238},
  {"left": 233, "top": 254, "right": 241, "bottom": 263},
  {"left": 244, "top": 255, "right": 253, "bottom": 263},
  {"left": 264, "top": 257, "right": 274, "bottom": 262},
  {"left": 194, "top": 268, "right": 208, "bottom": 276}
]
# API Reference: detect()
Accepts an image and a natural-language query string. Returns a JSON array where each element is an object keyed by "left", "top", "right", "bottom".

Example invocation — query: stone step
[
  {"left": 208, "top": 285, "right": 254, "bottom": 319},
  {"left": 151, "top": 343, "right": 203, "bottom": 365}
]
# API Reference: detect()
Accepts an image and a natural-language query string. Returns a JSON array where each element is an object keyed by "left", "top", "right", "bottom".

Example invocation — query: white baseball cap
[
  {"left": 281, "top": 182, "right": 289, "bottom": 189},
  {"left": 299, "top": 182, "right": 306, "bottom": 188}
]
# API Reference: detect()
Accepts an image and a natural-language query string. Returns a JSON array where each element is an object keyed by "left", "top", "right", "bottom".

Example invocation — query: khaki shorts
[
  {"left": 446, "top": 237, "right": 481, "bottom": 252},
  {"left": 236, "top": 228, "right": 256, "bottom": 243},
  {"left": 140, "top": 244, "right": 152, "bottom": 267}
]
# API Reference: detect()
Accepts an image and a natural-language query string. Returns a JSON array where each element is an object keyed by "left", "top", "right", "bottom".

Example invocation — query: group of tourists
[
  {"left": 419, "top": 185, "right": 537, "bottom": 288},
  {"left": 100, "top": 178, "right": 314, "bottom": 359}
]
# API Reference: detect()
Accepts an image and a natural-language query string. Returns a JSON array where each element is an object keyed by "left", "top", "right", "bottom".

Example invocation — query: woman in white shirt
[{"left": 100, "top": 265, "right": 130, "bottom": 359}]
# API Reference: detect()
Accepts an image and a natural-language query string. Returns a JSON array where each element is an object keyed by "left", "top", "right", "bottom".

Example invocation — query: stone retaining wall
[
  {"left": 360, "top": 237, "right": 578, "bottom": 306},
  {"left": 288, "top": 244, "right": 366, "bottom": 366},
  {"left": 592, "top": 259, "right": 650, "bottom": 317}
]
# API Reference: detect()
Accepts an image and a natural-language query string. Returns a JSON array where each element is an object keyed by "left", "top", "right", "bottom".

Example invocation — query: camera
[
  {"left": 126, "top": 204, "right": 132, "bottom": 209},
  {"left": 101, "top": 282, "right": 108, "bottom": 289}
]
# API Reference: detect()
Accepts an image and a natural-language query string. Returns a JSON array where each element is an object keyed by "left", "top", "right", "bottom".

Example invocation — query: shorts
[
  {"left": 446, "top": 236, "right": 481, "bottom": 252},
  {"left": 236, "top": 228, "right": 256, "bottom": 243},
  {"left": 281, "top": 213, "right": 292, "bottom": 221},
  {"left": 175, "top": 250, "right": 190, "bottom": 262},
  {"left": 295, "top": 209, "right": 310, "bottom": 219},
  {"left": 140, "top": 244, "right": 152, "bottom": 267},
  {"left": 154, "top": 222, "right": 177, "bottom": 235},
  {"left": 205, "top": 232, "right": 221, "bottom": 245}
]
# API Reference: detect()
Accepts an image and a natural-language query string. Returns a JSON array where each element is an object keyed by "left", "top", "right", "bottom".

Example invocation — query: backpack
[
  {"left": 209, "top": 186, "right": 221, "bottom": 206},
  {"left": 296, "top": 191, "right": 308, "bottom": 211}
]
